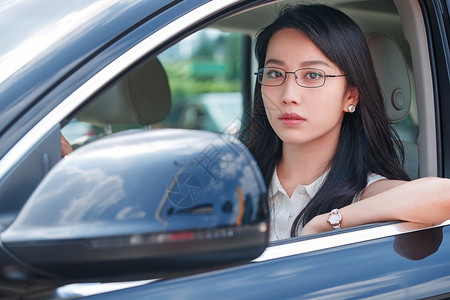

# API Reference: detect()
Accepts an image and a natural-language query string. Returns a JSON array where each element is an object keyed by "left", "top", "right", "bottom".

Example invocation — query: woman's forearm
[{"left": 301, "top": 177, "right": 450, "bottom": 235}]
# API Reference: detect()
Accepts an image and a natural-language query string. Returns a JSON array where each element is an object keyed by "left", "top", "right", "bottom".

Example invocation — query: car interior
[
  {"left": 62, "top": 0, "right": 431, "bottom": 183},
  {"left": 76, "top": 57, "right": 171, "bottom": 135}
]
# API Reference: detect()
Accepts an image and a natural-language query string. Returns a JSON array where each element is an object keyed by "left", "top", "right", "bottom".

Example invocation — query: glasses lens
[
  {"left": 258, "top": 67, "right": 285, "bottom": 86},
  {"left": 296, "top": 69, "right": 325, "bottom": 87}
]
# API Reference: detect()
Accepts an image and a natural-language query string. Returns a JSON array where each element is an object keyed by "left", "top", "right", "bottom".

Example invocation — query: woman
[{"left": 240, "top": 4, "right": 450, "bottom": 240}]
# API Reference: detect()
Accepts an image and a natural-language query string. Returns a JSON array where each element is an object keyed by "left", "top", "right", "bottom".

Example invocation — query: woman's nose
[{"left": 280, "top": 74, "right": 301, "bottom": 104}]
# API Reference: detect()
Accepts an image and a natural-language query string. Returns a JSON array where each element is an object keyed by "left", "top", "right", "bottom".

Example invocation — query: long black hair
[{"left": 239, "top": 4, "right": 410, "bottom": 237}]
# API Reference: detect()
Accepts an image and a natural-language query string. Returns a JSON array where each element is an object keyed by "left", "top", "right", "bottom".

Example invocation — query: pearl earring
[{"left": 348, "top": 104, "right": 356, "bottom": 113}]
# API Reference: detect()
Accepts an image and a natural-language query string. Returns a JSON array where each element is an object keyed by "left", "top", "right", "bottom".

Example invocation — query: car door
[
  {"left": 1, "top": 0, "right": 450, "bottom": 299},
  {"left": 80, "top": 0, "right": 450, "bottom": 298}
]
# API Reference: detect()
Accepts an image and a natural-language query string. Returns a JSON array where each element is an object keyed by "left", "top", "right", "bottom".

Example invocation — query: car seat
[
  {"left": 77, "top": 57, "right": 171, "bottom": 130},
  {"left": 367, "top": 34, "right": 419, "bottom": 179}
]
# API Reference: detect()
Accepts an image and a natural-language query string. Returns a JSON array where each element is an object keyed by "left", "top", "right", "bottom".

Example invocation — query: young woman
[{"left": 240, "top": 4, "right": 450, "bottom": 240}]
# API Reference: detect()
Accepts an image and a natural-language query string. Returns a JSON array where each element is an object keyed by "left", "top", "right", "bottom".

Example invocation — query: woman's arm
[
  {"left": 301, "top": 177, "right": 450, "bottom": 236},
  {"left": 60, "top": 133, "right": 73, "bottom": 157}
]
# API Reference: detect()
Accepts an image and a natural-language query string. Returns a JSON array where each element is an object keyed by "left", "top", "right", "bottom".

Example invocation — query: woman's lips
[{"left": 279, "top": 112, "right": 305, "bottom": 126}]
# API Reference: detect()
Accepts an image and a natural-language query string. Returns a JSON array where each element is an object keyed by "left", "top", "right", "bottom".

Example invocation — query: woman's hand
[{"left": 60, "top": 133, "right": 73, "bottom": 157}]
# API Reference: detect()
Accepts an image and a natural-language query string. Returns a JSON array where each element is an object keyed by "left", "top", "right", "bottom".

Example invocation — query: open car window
[
  {"left": 59, "top": 0, "right": 430, "bottom": 242},
  {"left": 61, "top": 28, "right": 245, "bottom": 151}
]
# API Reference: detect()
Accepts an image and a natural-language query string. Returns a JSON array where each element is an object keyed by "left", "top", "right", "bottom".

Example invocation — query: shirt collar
[
  {"left": 304, "top": 169, "right": 329, "bottom": 198},
  {"left": 269, "top": 168, "right": 284, "bottom": 198},
  {"left": 269, "top": 168, "right": 329, "bottom": 199}
]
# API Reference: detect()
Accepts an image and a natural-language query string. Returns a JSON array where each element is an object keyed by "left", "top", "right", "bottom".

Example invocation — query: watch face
[{"left": 328, "top": 213, "right": 341, "bottom": 225}]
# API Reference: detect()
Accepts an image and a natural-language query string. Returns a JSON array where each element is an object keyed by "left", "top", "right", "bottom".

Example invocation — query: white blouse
[{"left": 268, "top": 169, "right": 386, "bottom": 241}]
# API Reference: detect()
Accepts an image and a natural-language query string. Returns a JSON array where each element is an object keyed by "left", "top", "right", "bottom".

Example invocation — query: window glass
[
  {"left": 62, "top": 28, "right": 245, "bottom": 150},
  {"left": 154, "top": 28, "right": 244, "bottom": 134}
]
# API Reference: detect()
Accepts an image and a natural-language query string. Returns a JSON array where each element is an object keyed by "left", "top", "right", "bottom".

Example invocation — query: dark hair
[{"left": 239, "top": 4, "right": 410, "bottom": 237}]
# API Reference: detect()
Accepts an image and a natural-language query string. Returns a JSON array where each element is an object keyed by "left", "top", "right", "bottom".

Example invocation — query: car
[{"left": 0, "top": 0, "right": 449, "bottom": 299}]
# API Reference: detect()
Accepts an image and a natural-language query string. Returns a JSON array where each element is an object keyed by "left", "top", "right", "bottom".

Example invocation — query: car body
[{"left": 0, "top": 0, "right": 449, "bottom": 299}]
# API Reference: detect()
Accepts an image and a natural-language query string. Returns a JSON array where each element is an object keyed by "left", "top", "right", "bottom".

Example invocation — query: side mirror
[{"left": 0, "top": 129, "right": 268, "bottom": 283}]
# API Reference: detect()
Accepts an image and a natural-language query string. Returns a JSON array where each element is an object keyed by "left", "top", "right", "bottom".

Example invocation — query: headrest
[
  {"left": 78, "top": 58, "right": 171, "bottom": 126},
  {"left": 367, "top": 34, "right": 411, "bottom": 123}
]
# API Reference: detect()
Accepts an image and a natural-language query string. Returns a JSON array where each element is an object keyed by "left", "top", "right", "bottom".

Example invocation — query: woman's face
[{"left": 261, "top": 28, "right": 358, "bottom": 149}]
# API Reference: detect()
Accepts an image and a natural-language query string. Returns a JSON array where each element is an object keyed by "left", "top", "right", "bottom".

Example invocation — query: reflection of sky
[
  {"left": 78, "top": 133, "right": 210, "bottom": 160},
  {"left": 11, "top": 165, "right": 126, "bottom": 226},
  {"left": 59, "top": 168, "right": 125, "bottom": 224}
]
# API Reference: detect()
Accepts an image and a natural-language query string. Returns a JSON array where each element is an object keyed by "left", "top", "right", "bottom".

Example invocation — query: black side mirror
[{"left": 0, "top": 129, "right": 268, "bottom": 283}]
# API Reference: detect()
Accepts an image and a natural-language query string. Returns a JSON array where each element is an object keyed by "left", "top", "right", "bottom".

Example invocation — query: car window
[
  {"left": 59, "top": 0, "right": 424, "bottom": 242},
  {"left": 61, "top": 28, "right": 245, "bottom": 150},
  {"left": 155, "top": 28, "right": 244, "bottom": 134}
]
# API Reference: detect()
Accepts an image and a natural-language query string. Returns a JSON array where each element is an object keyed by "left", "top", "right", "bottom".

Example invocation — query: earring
[{"left": 348, "top": 104, "right": 356, "bottom": 113}]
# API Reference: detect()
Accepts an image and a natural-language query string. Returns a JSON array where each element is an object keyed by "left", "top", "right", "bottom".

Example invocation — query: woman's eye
[
  {"left": 305, "top": 72, "right": 322, "bottom": 80},
  {"left": 266, "top": 70, "right": 283, "bottom": 79}
]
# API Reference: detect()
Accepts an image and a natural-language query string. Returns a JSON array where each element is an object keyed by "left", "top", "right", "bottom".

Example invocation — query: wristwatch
[{"left": 327, "top": 208, "right": 342, "bottom": 229}]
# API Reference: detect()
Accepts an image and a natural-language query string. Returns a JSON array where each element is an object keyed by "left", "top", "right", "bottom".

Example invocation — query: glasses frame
[{"left": 255, "top": 67, "right": 346, "bottom": 88}]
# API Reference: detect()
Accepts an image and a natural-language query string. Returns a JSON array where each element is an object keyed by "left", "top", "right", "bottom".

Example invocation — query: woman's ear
[{"left": 344, "top": 86, "right": 359, "bottom": 112}]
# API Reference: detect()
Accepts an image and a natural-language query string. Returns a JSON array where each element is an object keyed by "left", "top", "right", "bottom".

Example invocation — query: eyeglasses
[{"left": 255, "top": 67, "right": 346, "bottom": 88}]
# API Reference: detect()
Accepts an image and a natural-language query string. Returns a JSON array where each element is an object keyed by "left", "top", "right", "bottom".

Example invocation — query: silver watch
[{"left": 327, "top": 208, "right": 342, "bottom": 229}]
